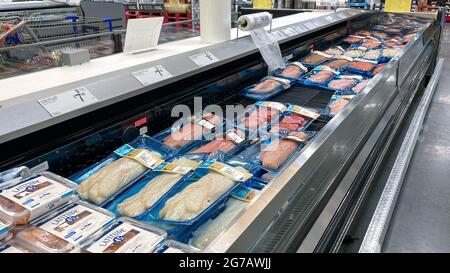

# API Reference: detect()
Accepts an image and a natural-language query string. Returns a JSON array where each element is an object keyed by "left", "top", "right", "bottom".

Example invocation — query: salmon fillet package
[
  {"left": 325, "top": 94, "right": 356, "bottom": 117},
  {"left": 270, "top": 104, "right": 320, "bottom": 134},
  {"left": 69, "top": 135, "right": 176, "bottom": 207},
  {"left": 187, "top": 127, "right": 251, "bottom": 157},
  {"left": 14, "top": 200, "right": 115, "bottom": 253},
  {"left": 241, "top": 76, "right": 291, "bottom": 100},
  {"left": 140, "top": 156, "right": 258, "bottom": 225},
  {"left": 301, "top": 51, "right": 333, "bottom": 68},
  {"left": 153, "top": 113, "right": 224, "bottom": 153},
  {"left": 238, "top": 131, "right": 313, "bottom": 172},
  {"left": 0, "top": 172, "right": 78, "bottom": 226},
  {"left": 300, "top": 65, "right": 340, "bottom": 89},
  {"left": 79, "top": 217, "right": 166, "bottom": 253},
  {"left": 323, "top": 56, "right": 353, "bottom": 70},
  {"left": 107, "top": 154, "right": 207, "bottom": 218},
  {"left": 327, "top": 75, "right": 363, "bottom": 92},
  {"left": 352, "top": 80, "right": 370, "bottom": 93},
  {"left": 273, "top": 62, "right": 309, "bottom": 82},
  {"left": 344, "top": 59, "right": 378, "bottom": 76},
  {"left": 238, "top": 101, "right": 286, "bottom": 133},
  {"left": 371, "top": 63, "right": 386, "bottom": 76},
  {"left": 155, "top": 239, "right": 200, "bottom": 253},
  {"left": 342, "top": 35, "right": 365, "bottom": 45}
]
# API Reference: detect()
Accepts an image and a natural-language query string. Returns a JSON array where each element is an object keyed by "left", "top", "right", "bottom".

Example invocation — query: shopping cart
[{"left": 0, "top": 14, "right": 122, "bottom": 79}]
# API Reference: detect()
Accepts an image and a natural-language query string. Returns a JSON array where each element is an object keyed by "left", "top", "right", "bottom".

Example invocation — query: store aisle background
[
  {"left": 381, "top": 23, "right": 450, "bottom": 253},
  {"left": 340, "top": 24, "right": 450, "bottom": 253}
]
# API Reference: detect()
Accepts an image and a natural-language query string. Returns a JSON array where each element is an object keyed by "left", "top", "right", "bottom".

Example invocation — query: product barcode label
[
  {"left": 126, "top": 149, "right": 164, "bottom": 169},
  {"left": 114, "top": 144, "right": 135, "bottom": 157},
  {"left": 189, "top": 51, "right": 220, "bottom": 67},
  {"left": 155, "top": 162, "right": 196, "bottom": 175},
  {"left": 37, "top": 87, "right": 98, "bottom": 117},
  {"left": 259, "top": 101, "right": 286, "bottom": 113},
  {"left": 197, "top": 119, "right": 215, "bottom": 130},
  {"left": 287, "top": 105, "right": 320, "bottom": 120},
  {"left": 227, "top": 131, "right": 245, "bottom": 144},
  {"left": 132, "top": 65, "right": 173, "bottom": 86},
  {"left": 207, "top": 162, "right": 252, "bottom": 182}
]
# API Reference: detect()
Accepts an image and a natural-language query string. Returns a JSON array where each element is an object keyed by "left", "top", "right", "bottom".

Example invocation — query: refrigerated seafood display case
[{"left": 0, "top": 9, "right": 442, "bottom": 253}]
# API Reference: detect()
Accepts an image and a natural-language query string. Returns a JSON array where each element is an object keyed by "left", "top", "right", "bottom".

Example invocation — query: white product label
[
  {"left": 271, "top": 31, "right": 286, "bottom": 41},
  {"left": 163, "top": 247, "right": 184, "bottom": 253},
  {"left": 288, "top": 105, "right": 320, "bottom": 120},
  {"left": 227, "top": 131, "right": 245, "bottom": 144},
  {"left": 291, "top": 62, "right": 308, "bottom": 72},
  {"left": 37, "top": 87, "right": 98, "bottom": 117},
  {"left": 0, "top": 175, "right": 73, "bottom": 220},
  {"left": 125, "top": 149, "right": 164, "bottom": 169},
  {"left": 207, "top": 162, "right": 252, "bottom": 182},
  {"left": 40, "top": 204, "right": 113, "bottom": 245},
  {"left": 86, "top": 222, "right": 163, "bottom": 253},
  {"left": 156, "top": 162, "right": 195, "bottom": 175},
  {"left": 259, "top": 101, "right": 286, "bottom": 113},
  {"left": 197, "top": 119, "right": 215, "bottom": 130},
  {"left": 269, "top": 76, "right": 291, "bottom": 88},
  {"left": 132, "top": 65, "right": 173, "bottom": 86},
  {"left": 189, "top": 51, "right": 220, "bottom": 67},
  {"left": 29, "top": 161, "right": 49, "bottom": 175}
]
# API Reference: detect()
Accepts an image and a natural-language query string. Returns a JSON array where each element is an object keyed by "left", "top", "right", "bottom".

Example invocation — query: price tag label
[
  {"left": 189, "top": 51, "right": 220, "bottom": 67},
  {"left": 271, "top": 31, "right": 286, "bottom": 41},
  {"left": 132, "top": 65, "right": 173, "bottom": 86},
  {"left": 37, "top": 87, "right": 98, "bottom": 117}
]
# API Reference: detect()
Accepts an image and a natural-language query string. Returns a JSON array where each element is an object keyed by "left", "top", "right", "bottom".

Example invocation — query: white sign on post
[
  {"left": 131, "top": 65, "right": 173, "bottom": 86},
  {"left": 37, "top": 87, "right": 98, "bottom": 117},
  {"left": 189, "top": 51, "right": 220, "bottom": 67}
]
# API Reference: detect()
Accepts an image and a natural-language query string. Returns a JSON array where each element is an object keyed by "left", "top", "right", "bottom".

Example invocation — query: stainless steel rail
[{"left": 359, "top": 58, "right": 444, "bottom": 253}]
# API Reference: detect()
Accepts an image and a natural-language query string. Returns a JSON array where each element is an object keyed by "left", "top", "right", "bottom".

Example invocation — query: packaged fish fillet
[
  {"left": 241, "top": 76, "right": 291, "bottom": 100},
  {"left": 155, "top": 240, "right": 200, "bottom": 253},
  {"left": 300, "top": 65, "right": 340, "bottom": 89},
  {"left": 270, "top": 104, "right": 320, "bottom": 134},
  {"left": 301, "top": 51, "right": 332, "bottom": 68},
  {"left": 325, "top": 94, "right": 356, "bottom": 117},
  {"left": 327, "top": 75, "right": 362, "bottom": 92},
  {"left": 344, "top": 48, "right": 366, "bottom": 58},
  {"left": 324, "top": 56, "right": 352, "bottom": 70},
  {"left": 238, "top": 131, "right": 313, "bottom": 172},
  {"left": 342, "top": 35, "right": 365, "bottom": 44},
  {"left": 107, "top": 154, "right": 206, "bottom": 218},
  {"left": 79, "top": 217, "right": 166, "bottom": 253},
  {"left": 371, "top": 63, "right": 386, "bottom": 76},
  {"left": 188, "top": 197, "right": 247, "bottom": 250},
  {"left": 352, "top": 80, "right": 370, "bottom": 93},
  {"left": 0, "top": 217, "right": 13, "bottom": 241},
  {"left": 361, "top": 38, "right": 382, "bottom": 49},
  {"left": 153, "top": 113, "right": 224, "bottom": 153},
  {"left": 370, "top": 31, "right": 388, "bottom": 40},
  {"left": 344, "top": 59, "right": 378, "bottom": 76},
  {"left": 237, "top": 101, "right": 286, "bottom": 133},
  {"left": 142, "top": 157, "right": 256, "bottom": 225},
  {"left": 187, "top": 127, "right": 250, "bottom": 157},
  {"left": 0, "top": 172, "right": 78, "bottom": 226},
  {"left": 323, "top": 46, "right": 346, "bottom": 56},
  {"left": 14, "top": 200, "right": 115, "bottom": 253},
  {"left": 273, "top": 62, "right": 308, "bottom": 82},
  {"left": 382, "top": 47, "right": 400, "bottom": 61},
  {"left": 70, "top": 135, "right": 176, "bottom": 207},
  {"left": 362, "top": 49, "right": 383, "bottom": 62},
  {"left": 0, "top": 166, "right": 30, "bottom": 186},
  {"left": 383, "top": 39, "right": 400, "bottom": 48}
]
